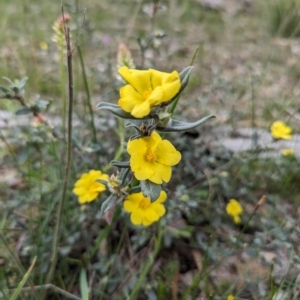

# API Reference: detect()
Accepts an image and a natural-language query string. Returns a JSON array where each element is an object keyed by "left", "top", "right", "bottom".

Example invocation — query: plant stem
[
  {"left": 127, "top": 221, "right": 162, "bottom": 300},
  {"left": 77, "top": 45, "right": 97, "bottom": 144},
  {"left": 43, "top": 7, "right": 74, "bottom": 297},
  {"left": 59, "top": 50, "right": 67, "bottom": 139}
]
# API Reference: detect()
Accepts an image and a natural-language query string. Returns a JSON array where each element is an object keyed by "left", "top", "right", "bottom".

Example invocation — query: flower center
[
  {"left": 143, "top": 88, "right": 153, "bottom": 99},
  {"left": 89, "top": 182, "right": 100, "bottom": 192},
  {"left": 139, "top": 198, "right": 151, "bottom": 209},
  {"left": 145, "top": 151, "right": 157, "bottom": 162}
]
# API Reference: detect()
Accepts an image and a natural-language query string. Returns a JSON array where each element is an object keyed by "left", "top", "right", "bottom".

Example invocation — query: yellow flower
[
  {"left": 270, "top": 121, "right": 292, "bottom": 140},
  {"left": 281, "top": 148, "right": 295, "bottom": 156},
  {"left": 123, "top": 191, "right": 167, "bottom": 226},
  {"left": 227, "top": 295, "right": 235, "bottom": 300},
  {"left": 118, "top": 66, "right": 181, "bottom": 118},
  {"left": 127, "top": 131, "right": 181, "bottom": 184},
  {"left": 72, "top": 170, "right": 109, "bottom": 204},
  {"left": 39, "top": 42, "right": 48, "bottom": 50},
  {"left": 226, "top": 199, "right": 243, "bottom": 224}
]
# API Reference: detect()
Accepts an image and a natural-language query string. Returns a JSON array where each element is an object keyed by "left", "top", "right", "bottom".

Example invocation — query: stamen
[
  {"left": 145, "top": 151, "right": 157, "bottom": 162},
  {"left": 139, "top": 198, "right": 151, "bottom": 208},
  {"left": 143, "top": 88, "right": 153, "bottom": 99}
]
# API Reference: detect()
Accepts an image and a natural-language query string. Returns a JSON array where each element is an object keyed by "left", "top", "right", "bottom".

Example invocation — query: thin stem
[
  {"left": 77, "top": 45, "right": 97, "bottom": 144},
  {"left": 44, "top": 6, "right": 74, "bottom": 296},
  {"left": 127, "top": 221, "right": 162, "bottom": 300},
  {"left": 59, "top": 51, "right": 67, "bottom": 139}
]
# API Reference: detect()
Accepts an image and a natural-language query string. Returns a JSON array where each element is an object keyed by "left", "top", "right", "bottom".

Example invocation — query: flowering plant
[
  {"left": 73, "top": 65, "right": 214, "bottom": 226},
  {"left": 270, "top": 120, "right": 292, "bottom": 140}
]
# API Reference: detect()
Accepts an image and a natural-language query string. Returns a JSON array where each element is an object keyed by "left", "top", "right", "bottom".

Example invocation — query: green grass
[{"left": 1, "top": 0, "right": 300, "bottom": 299}]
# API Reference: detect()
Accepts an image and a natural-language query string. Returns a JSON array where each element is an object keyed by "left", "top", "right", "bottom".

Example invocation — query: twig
[{"left": 43, "top": 4, "right": 74, "bottom": 297}]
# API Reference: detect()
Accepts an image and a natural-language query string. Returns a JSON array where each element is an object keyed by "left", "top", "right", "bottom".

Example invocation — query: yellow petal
[
  {"left": 123, "top": 199, "right": 138, "bottom": 213},
  {"left": 131, "top": 159, "right": 155, "bottom": 181},
  {"left": 72, "top": 187, "right": 86, "bottom": 195},
  {"left": 142, "top": 217, "right": 154, "bottom": 226},
  {"left": 127, "top": 138, "right": 147, "bottom": 155},
  {"left": 118, "top": 66, "right": 151, "bottom": 96},
  {"left": 150, "top": 69, "right": 179, "bottom": 87},
  {"left": 118, "top": 85, "right": 145, "bottom": 112},
  {"left": 157, "top": 190, "right": 167, "bottom": 203},
  {"left": 156, "top": 140, "right": 181, "bottom": 166},
  {"left": 233, "top": 215, "right": 241, "bottom": 224},
  {"left": 145, "top": 207, "right": 159, "bottom": 222},
  {"left": 131, "top": 210, "right": 143, "bottom": 225},
  {"left": 152, "top": 203, "right": 166, "bottom": 217},
  {"left": 149, "top": 163, "right": 171, "bottom": 184},
  {"left": 130, "top": 100, "right": 152, "bottom": 118}
]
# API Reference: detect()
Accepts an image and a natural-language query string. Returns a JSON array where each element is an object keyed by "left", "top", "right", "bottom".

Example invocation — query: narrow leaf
[
  {"left": 2, "top": 77, "right": 14, "bottom": 86},
  {"left": 9, "top": 256, "right": 37, "bottom": 300},
  {"left": 140, "top": 180, "right": 161, "bottom": 202},
  {"left": 97, "top": 102, "right": 151, "bottom": 120},
  {"left": 110, "top": 160, "right": 130, "bottom": 168},
  {"left": 15, "top": 107, "right": 32, "bottom": 116},
  {"left": 80, "top": 268, "right": 89, "bottom": 300},
  {"left": 0, "top": 85, "right": 10, "bottom": 95},
  {"left": 129, "top": 185, "right": 141, "bottom": 193},
  {"left": 157, "top": 115, "right": 215, "bottom": 132},
  {"left": 18, "top": 77, "right": 29, "bottom": 90},
  {"left": 179, "top": 66, "right": 194, "bottom": 92},
  {"left": 99, "top": 194, "right": 118, "bottom": 218}
]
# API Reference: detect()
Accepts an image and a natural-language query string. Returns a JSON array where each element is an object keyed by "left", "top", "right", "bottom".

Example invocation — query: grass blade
[{"left": 9, "top": 256, "right": 37, "bottom": 300}]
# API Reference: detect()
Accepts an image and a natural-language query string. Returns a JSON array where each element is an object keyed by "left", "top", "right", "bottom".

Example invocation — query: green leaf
[
  {"left": 120, "top": 168, "right": 130, "bottom": 185},
  {"left": 15, "top": 107, "right": 32, "bottom": 115},
  {"left": 0, "top": 85, "right": 10, "bottom": 95},
  {"left": 110, "top": 160, "right": 130, "bottom": 168},
  {"left": 34, "top": 99, "right": 49, "bottom": 109},
  {"left": 129, "top": 185, "right": 141, "bottom": 193},
  {"left": 9, "top": 256, "right": 37, "bottom": 300},
  {"left": 129, "top": 133, "right": 142, "bottom": 140},
  {"left": 18, "top": 76, "right": 28, "bottom": 90},
  {"left": 167, "top": 66, "right": 195, "bottom": 113},
  {"left": 80, "top": 268, "right": 89, "bottom": 300},
  {"left": 125, "top": 121, "right": 141, "bottom": 131},
  {"left": 140, "top": 180, "right": 161, "bottom": 202},
  {"left": 99, "top": 194, "right": 118, "bottom": 218},
  {"left": 179, "top": 66, "right": 194, "bottom": 93},
  {"left": 157, "top": 114, "right": 215, "bottom": 132},
  {"left": 2, "top": 77, "right": 14, "bottom": 86},
  {"left": 97, "top": 179, "right": 108, "bottom": 186},
  {"left": 97, "top": 102, "right": 152, "bottom": 120}
]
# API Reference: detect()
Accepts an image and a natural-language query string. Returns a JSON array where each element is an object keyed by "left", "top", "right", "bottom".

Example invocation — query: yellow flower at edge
[
  {"left": 227, "top": 295, "right": 235, "bottom": 300},
  {"left": 226, "top": 199, "right": 243, "bottom": 224},
  {"left": 124, "top": 191, "right": 167, "bottom": 226},
  {"left": 127, "top": 131, "right": 181, "bottom": 184},
  {"left": 270, "top": 120, "right": 292, "bottom": 140},
  {"left": 39, "top": 42, "right": 48, "bottom": 50},
  {"left": 72, "top": 170, "right": 109, "bottom": 204},
  {"left": 118, "top": 66, "right": 181, "bottom": 118},
  {"left": 281, "top": 148, "right": 295, "bottom": 156}
]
